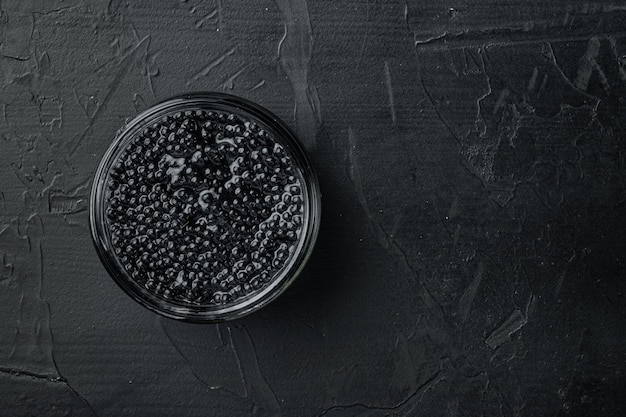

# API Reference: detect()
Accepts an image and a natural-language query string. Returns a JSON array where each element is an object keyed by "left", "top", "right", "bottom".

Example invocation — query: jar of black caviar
[{"left": 90, "top": 93, "right": 321, "bottom": 322}]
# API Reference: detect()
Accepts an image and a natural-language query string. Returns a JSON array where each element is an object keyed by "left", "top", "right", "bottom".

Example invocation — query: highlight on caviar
[{"left": 90, "top": 93, "right": 321, "bottom": 321}]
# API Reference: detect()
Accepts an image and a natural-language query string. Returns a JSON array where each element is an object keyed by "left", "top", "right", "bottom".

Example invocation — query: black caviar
[{"left": 105, "top": 110, "right": 305, "bottom": 306}]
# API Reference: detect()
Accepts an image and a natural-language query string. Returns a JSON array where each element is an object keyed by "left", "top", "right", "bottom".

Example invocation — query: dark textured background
[{"left": 1, "top": 0, "right": 625, "bottom": 416}]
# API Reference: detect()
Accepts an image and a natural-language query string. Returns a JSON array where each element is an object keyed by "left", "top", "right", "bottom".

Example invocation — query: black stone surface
[{"left": 0, "top": 0, "right": 625, "bottom": 416}]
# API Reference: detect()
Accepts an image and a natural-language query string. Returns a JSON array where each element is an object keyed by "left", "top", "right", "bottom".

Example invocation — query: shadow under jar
[{"left": 90, "top": 93, "right": 321, "bottom": 322}]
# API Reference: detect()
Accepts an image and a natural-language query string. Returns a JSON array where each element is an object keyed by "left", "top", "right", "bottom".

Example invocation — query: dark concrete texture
[{"left": 0, "top": 0, "right": 625, "bottom": 416}]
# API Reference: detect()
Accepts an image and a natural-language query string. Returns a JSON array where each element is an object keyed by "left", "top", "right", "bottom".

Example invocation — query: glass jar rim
[{"left": 89, "top": 92, "right": 321, "bottom": 322}]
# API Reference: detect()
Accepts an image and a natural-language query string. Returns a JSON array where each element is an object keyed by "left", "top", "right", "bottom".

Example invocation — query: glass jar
[{"left": 90, "top": 92, "right": 321, "bottom": 322}]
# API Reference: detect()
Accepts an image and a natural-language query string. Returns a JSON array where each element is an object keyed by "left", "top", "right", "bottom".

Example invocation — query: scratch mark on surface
[
  {"left": 74, "top": 89, "right": 91, "bottom": 118},
  {"left": 463, "top": 47, "right": 482, "bottom": 75},
  {"left": 421, "top": 284, "right": 448, "bottom": 325},
  {"left": 390, "top": 335, "right": 417, "bottom": 394},
  {"left": 485, "top": 296, "right": 535, "bottom": 350},
  {"left": 249, "top": 80, "right": 266, "bottom": 91},
  {"left": 403, "top": 0, "right": 410, "bottom": 31},
  {"left": 217, "top": 0, "right": 223, "bottom": 31},
  {"left": 607, "top": 36, "right": 626, "bottom": 81},
  {"left": 0, "top": 368, "right": 99, "bottom": 416},
  {"left": 554, "top": 270, "right": 566, "bottom": 299},
  {"left": 413, "top": 25, "right": 626, "bottom": 51},
  {"left": 130, "top": 22, "right": 141, "bottom": 42},
  {"left": 191, "top": 47, "right": 237, "bottom": 81},
  {"left": 0, "top": 251, "right": 15, "bottom": 283},
  {"left": 158, "top": 321, "right": 242, "bottom": 398},
  {"left": 276, "top": 23, "right": 288, "bottom": 60},
  {"left": 75, "top": 54, "right": 119, "bottom": 85},
  {"left": 356, "top": 25, "right": 371, "bottom": 70},
  {"left": 539, "top": 73, "right": 549, "bottom": 95},
  {"left": 485, "top": 309, "right": 526, "bottom": 349},
  {"left": 383, "top": 60, "right": 397, "bottom": 127},
  {"left": 106, "top": 0, "right": 125, "bottom": 17},
  {"left": 475, "top": 51, "right": 492, "bottom": 135},
  {"left": 195, "top": 8, "right": 218, "bottom": 28},
  {"left": 347, "top": 128, "right": 382, "bottom": 245},
  {"left": 69, "top": 35, "right": 151, "bottom": 156},
  {"left": 544, "top": 41, "right": 599, "bottom": 102},
  {"left": 144, "top": 51, "right": 160, "bottom": 101},
  {"left": 574, "top": 37, "right": 601, "bottom": 91},
  {"left": 159, "top": 321, "right": 214, "bottom": 387},
  {"left": 64, "top": 385, "right": 100, "bottom": 417},
  {"left": 221, "top": 65, "right": 249, "bottom": 90},
  {"left": 492, "top": 88, "right": 509, "bottom": 114},
  {"left": 527, "top": 67, "right": 539, "bottom": 91},
  {"left": 47, "top": 195, "right": 86, "bottom": 215},
  {"left": 2, "top": 104, "right": 8, "bottom": 131},
  {"left": 220, "top": 324, "right": 248, "bottom": 399},
  {"left": 228, "top": 325, "right": 282, "bottom": 416},
  {"left": 554, "top": 251, "right": 575, "bottom": 298},
  {"left": 132, "top": 93, "right": 146, "bottom": 112},
  {"left": 275, "top": 0, "right": 319, "bottom": 149},
  {"left": 48, "top": 178, "right": 90, "bottom": 216},
  {"left": 347, "top": 128, "right": 422, "bottom": 288},
  {"left": 313, "top": 366, "right": 446, "bottom": 417},
  {"left": 414, "top": 32, "right": 449, "bottom": 48},
  {"left": 414, "top": 48, "right": 460, "bottom": 143},
  {"left": 32, "top": 5, "right": 80, "bottom": 18},
  {"left": 457, "top": 262, "right": 484, "bottom": 322}
]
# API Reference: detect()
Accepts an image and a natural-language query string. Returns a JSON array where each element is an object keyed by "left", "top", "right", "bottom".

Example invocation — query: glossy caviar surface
[{"left": 105, "top": 109, "right": 305, "bottom": 306}]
